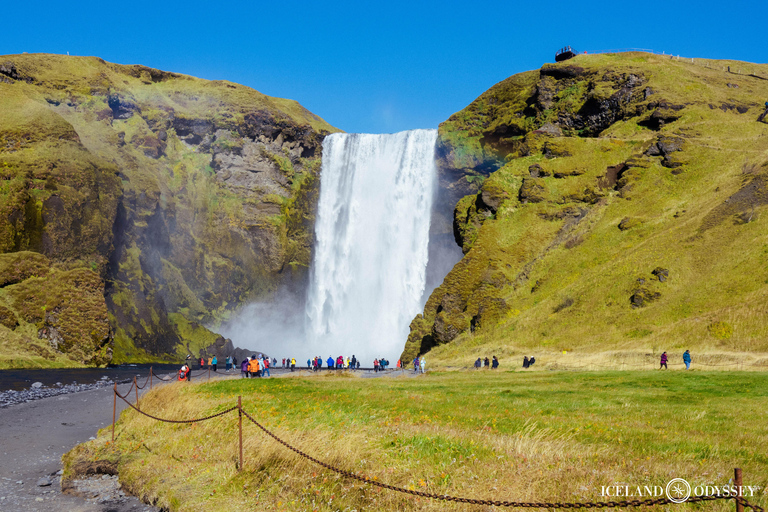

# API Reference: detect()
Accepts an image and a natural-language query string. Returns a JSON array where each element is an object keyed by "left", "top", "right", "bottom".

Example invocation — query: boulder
[
  {"left": 652, "top": 267, "right": 670, "bottom": 282},
  {"left": 630, "top": 287, "right": 661, "bottom": 308},
  {"left": 519, "top": 178, "right": 547, "bottom": 203}
]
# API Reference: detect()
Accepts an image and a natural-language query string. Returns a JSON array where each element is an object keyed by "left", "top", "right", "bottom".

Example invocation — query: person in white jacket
[{"left": 420, "top": 357, "right": 426, "bottom": 374}]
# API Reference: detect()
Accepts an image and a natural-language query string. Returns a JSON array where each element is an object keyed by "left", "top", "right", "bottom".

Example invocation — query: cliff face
[
  {"left": 0, "top": 54, "right": 337, "bottom": 367},
  {"left": 402, "top": 53, "right": 768, "bottom": 363}
]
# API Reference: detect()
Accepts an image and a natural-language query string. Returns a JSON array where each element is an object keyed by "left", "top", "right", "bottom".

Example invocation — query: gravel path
[
  {"left": 0, "top": 366, "right": 412, "bottom": 511},
  {"left": 0, "top": 380, "right": 165, "bottom": 511}
]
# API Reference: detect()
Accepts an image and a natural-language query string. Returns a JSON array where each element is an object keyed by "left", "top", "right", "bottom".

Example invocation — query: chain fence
[{"left": 110, "top": 384, "right": 765, "bottom": 510}]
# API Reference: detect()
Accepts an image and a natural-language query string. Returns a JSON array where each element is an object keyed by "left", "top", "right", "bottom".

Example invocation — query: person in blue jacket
[
  {"left": 683, "top": 350, "right": 692, "bottom": 370},
  {"left": 327, "top": 356, "right": 335, "bottom": 369}
]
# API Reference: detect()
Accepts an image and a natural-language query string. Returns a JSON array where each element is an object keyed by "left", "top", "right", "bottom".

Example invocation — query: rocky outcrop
[{"left": 0, "top": 54, "right": 337, "bottom": 367}]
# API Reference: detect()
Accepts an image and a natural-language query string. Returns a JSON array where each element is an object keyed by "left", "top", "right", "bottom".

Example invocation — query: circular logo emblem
[{"left": 666, "top": 478, "right": 692, "bottom": 503}]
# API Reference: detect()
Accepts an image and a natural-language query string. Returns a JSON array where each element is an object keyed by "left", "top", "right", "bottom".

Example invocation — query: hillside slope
[
  {"left": 402, "top": 52, "right": 768, "bottom": 365},
  {"left": 0, "top": 54, "right": 338, "bottom": 367}
]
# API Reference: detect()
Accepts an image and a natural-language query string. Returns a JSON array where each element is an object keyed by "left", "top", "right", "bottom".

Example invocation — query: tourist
[
  {"left": 660, "top": 352, "right": 668, "bottom": 369},
  {"left": 200, "top": 356, "right": 205, "bottom": 370},
  {"left": 523, "top": 356, "right": 529, "bottom": 368},
  {"left": 178, "top": 364, "right": 190, "bottom": 381},
  {"left": 356, "top": 360, "right": 360, "bottom": 369},
  {"left": 413, "top": 357, "right": 419, "bottom": 373},
  {"left": 683, "top": 350, "right": 692, "bottom": 370},
  {"left": 272, "top": 357, "right": 277, "bottom": 367},
  {"left": 529, "top": 356, "right": 536, "bottom": 367},
  {"left": 226, "top": 355, "right": 232, "bottom": 371},
  {"left": 373, "top": 358, "right": 379, "bottom": 372},
  {"left": 241, "top": 358, "right": 248, "bottom": 378},
  {"left": 492, "top": 356, "right": 499, "bottom": 369},
  {"left": 475, "top": 358, "right": 481, "bottom": 369},
  {"left": 290, "top": 357, "right": 296, "bottom": 372},
  {"left": 484, "top": 357, "right": 490, "bottom": 368},
  {"left": 327, "top": 356, "right": 334, "bottom": 369},
  {"left": 351, "top": 355, "right": 357, "bottom": 369},
  {"left": 397, "top": 359, "right": 401, "bottom": 369},
  {"left": 420, "top": 356, "right": 426, "bottom": 374},
  {"left": 233, "top": 356, "right": 238, "bottom": 370},
  {"left": 212, "top": 355, "right": 218, "bottom": 372},
  {"left": 263, "top": 357, "right": 271, "bottom": 377},
  {"left": 248, "top": 356, "right": 259, "bottom": 378}
]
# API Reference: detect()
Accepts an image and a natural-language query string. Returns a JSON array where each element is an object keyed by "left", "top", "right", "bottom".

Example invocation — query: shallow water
[{"left": 0, "top": 363, "right": 181, "bottom": 391}]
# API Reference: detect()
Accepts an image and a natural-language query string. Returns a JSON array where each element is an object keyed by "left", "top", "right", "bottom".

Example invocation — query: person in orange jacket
[{"left": 248, "top": 356, "right": 260, "bottom": 378}]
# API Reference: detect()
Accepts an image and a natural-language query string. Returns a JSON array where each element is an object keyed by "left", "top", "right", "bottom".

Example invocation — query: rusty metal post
[
  {"left": 735, "top": 468, "right": 743, "bottom": 512},
  {"left": 238, "top": 396, "right": 243, "bottom": 471},
  {"left": 134, "top": 376, "right": 139, "bottom": 410},
  {"left": 149, "top": 367, "right": 153, "bottom": 390},
  {"left": 112, "top": 382, "right": 117, "bottom": 443},
  {"left": 208, "top": 365, "right": 211, "bottom": 380}
]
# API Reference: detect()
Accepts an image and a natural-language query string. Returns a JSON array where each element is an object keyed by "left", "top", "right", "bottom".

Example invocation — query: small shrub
[
  {"left": 707, "top": 321, "right": 733, "bottom": 339},
  {"left": 553, "top": 297, "right": 574, "bottom": 313}
]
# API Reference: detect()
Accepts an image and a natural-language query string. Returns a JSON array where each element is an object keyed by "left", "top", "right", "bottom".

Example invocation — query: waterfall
[{"left": 305, "top": 129, "right": 438, "bottom": 364}]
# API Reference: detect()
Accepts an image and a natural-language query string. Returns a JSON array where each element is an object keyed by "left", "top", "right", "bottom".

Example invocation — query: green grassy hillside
[
  {"left": 0, "top": 54, "right": 339, "bottom": 367},
  {"left": 403, "top": 53, "right": 768, "bottom": 366}
]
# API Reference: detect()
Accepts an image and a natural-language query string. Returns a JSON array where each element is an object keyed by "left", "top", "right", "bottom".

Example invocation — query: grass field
[{"left": 66, "top": 371, "right": 768, "bottom": 511}]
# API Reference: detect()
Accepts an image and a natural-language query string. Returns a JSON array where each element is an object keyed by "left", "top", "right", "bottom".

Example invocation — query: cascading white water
[{"left": 305, "top": 129, "right": 437, "bottom": 364}]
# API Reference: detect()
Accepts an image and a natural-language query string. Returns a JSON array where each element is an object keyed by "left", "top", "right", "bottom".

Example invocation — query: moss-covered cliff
[
  {"left": 402, "top": 53, "right": 768, "bottom": 364},
  {"left": 0, "top": 54, "right": 338, "bottom": 367}
]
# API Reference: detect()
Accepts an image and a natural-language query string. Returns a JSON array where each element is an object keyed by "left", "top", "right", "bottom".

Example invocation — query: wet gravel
[{"left": 0, "top": 377, "right": 126, "bottom": 408}]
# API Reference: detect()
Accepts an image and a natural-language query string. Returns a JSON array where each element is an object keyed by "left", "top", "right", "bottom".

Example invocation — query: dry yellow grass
[{"left": 64, "top": 371, "right": 768, "bottom": 511}]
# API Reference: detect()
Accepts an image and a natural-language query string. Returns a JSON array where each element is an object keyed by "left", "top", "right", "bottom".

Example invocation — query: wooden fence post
[
  {"left": 112, "top": 382, "right": 117, "bottom": 443},
  {"left": 134, "top": 376, "right": 139, "bottom": 410},
  {"left": 735, "top": 468, "right": 743, "bottom": 512},
  {"left": 150, "top": 367, "right": 153, "bottom": 390},
  {"left": 238, "top": 396, "right": 243, "bottom": 471}
]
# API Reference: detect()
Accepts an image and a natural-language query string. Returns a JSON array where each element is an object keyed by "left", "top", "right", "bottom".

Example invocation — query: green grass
[{"left": 66, "top": 371, "right": 768, "bottom": 511}]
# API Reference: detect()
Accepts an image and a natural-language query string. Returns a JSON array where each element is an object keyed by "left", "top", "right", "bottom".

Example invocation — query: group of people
[
  {"left": 179, "top": 352, "right": 413, "bottom": 381},
  {"left": 660, "top": 350, "right": 693, "bottom": 370},
  {"left": 197, "top": 355, "right": 220, "bottom": 371},
  {"left": 473, "top": 356, "right": 499, "bottom": 369},
  {"left": 412, "top": 356, "right": 426, "bottom": 373},
  {"left": 309, "top": 355, "right": 358, "bottom": 371},
  {"left": 242, "top": 354, "right": 274, "bottom": 377}
]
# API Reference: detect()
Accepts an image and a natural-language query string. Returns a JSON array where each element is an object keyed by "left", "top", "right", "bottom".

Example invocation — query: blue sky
[{"left": 5, "top": 0, "right": 767, "bottom": 133}]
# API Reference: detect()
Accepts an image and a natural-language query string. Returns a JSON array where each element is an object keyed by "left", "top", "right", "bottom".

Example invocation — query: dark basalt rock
[
  {"left": 630, "top": 287, "right": 661, "bottom": 308},
  {"left": 652, "top": 267, "right": 670, "bottom": 282},
  {"left": 107, "top": 94, "right": 140, "bottom": 120},
  {"left": 540, "top": 64, "right": 587, "bottom": 79},
  {"left": 646, "top": 135, "right": 686, "bottom": 168},
  {"left": 618, "top": 217, "right": 641, "bottom": 231}
]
